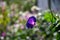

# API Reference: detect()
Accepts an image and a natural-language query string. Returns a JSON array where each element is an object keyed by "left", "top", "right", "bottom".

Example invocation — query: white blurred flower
[
  {"left": 13, "top": 24, "right": 20, "bottom": 32},
  {"left": 0, "top": 36, "right": 4, "bottom": 40},
  {"left": 19, "top": 11, "right": 23, "bottom": 15},
  {"left": 38, "top": 12, "right": 42, "bottom": 16},
  {"left": 26, "top": 36, "right": 30, "bottom": 40},
  {"left": 56, "top": 14, "right": 59, "bottom": 16},
  {"left": 14, "top": 24, "right": 20, "bottom": 27},
  {"left": 31, "top": 6, "right": 40, "bottom": 11},
  {"left": 14, "top": 28, "right": 18, "bottom": 32},
  {"left": 58, "top": 30, "right": 60, "bottom": 32},
  {"left": 22, "top": 12, "right": 26, "bottom": 16},
  {"left": 53, "top": 32, "right": 57, "bottom": 36}
]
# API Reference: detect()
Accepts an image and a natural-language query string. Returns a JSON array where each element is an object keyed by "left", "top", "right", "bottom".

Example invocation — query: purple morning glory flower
[{"left": 26, "top": 16, "right": 36, "bottom": 28}]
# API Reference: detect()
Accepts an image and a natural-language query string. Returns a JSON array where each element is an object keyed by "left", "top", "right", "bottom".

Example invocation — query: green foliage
[
  {"left": 23, "top": 2, "right": 32, "bottom": 11},
  {"left": 56, "top": 33, "right": 60, "bottom": 40},
  {"left": 44, "top": 11, "right": 56, "bottom": 23}
]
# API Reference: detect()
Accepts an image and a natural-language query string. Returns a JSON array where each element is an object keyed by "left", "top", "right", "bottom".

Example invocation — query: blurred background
[{"left": 0, "top": 0, "right": 60, "bottom": 40}]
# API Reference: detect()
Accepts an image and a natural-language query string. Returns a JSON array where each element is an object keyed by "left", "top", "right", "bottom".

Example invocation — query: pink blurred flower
[
  {"left": 25, "top": 13, "right": 32, "bottom": 20},
  {"left": 20, "top": 24, "right": 25, "bottom": 30},
  {"left": 2, "top": 32, "right": 6, "bottom": 37},
  {"left": 2, "top": 1, "right": 6, "bottom": 11}
]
